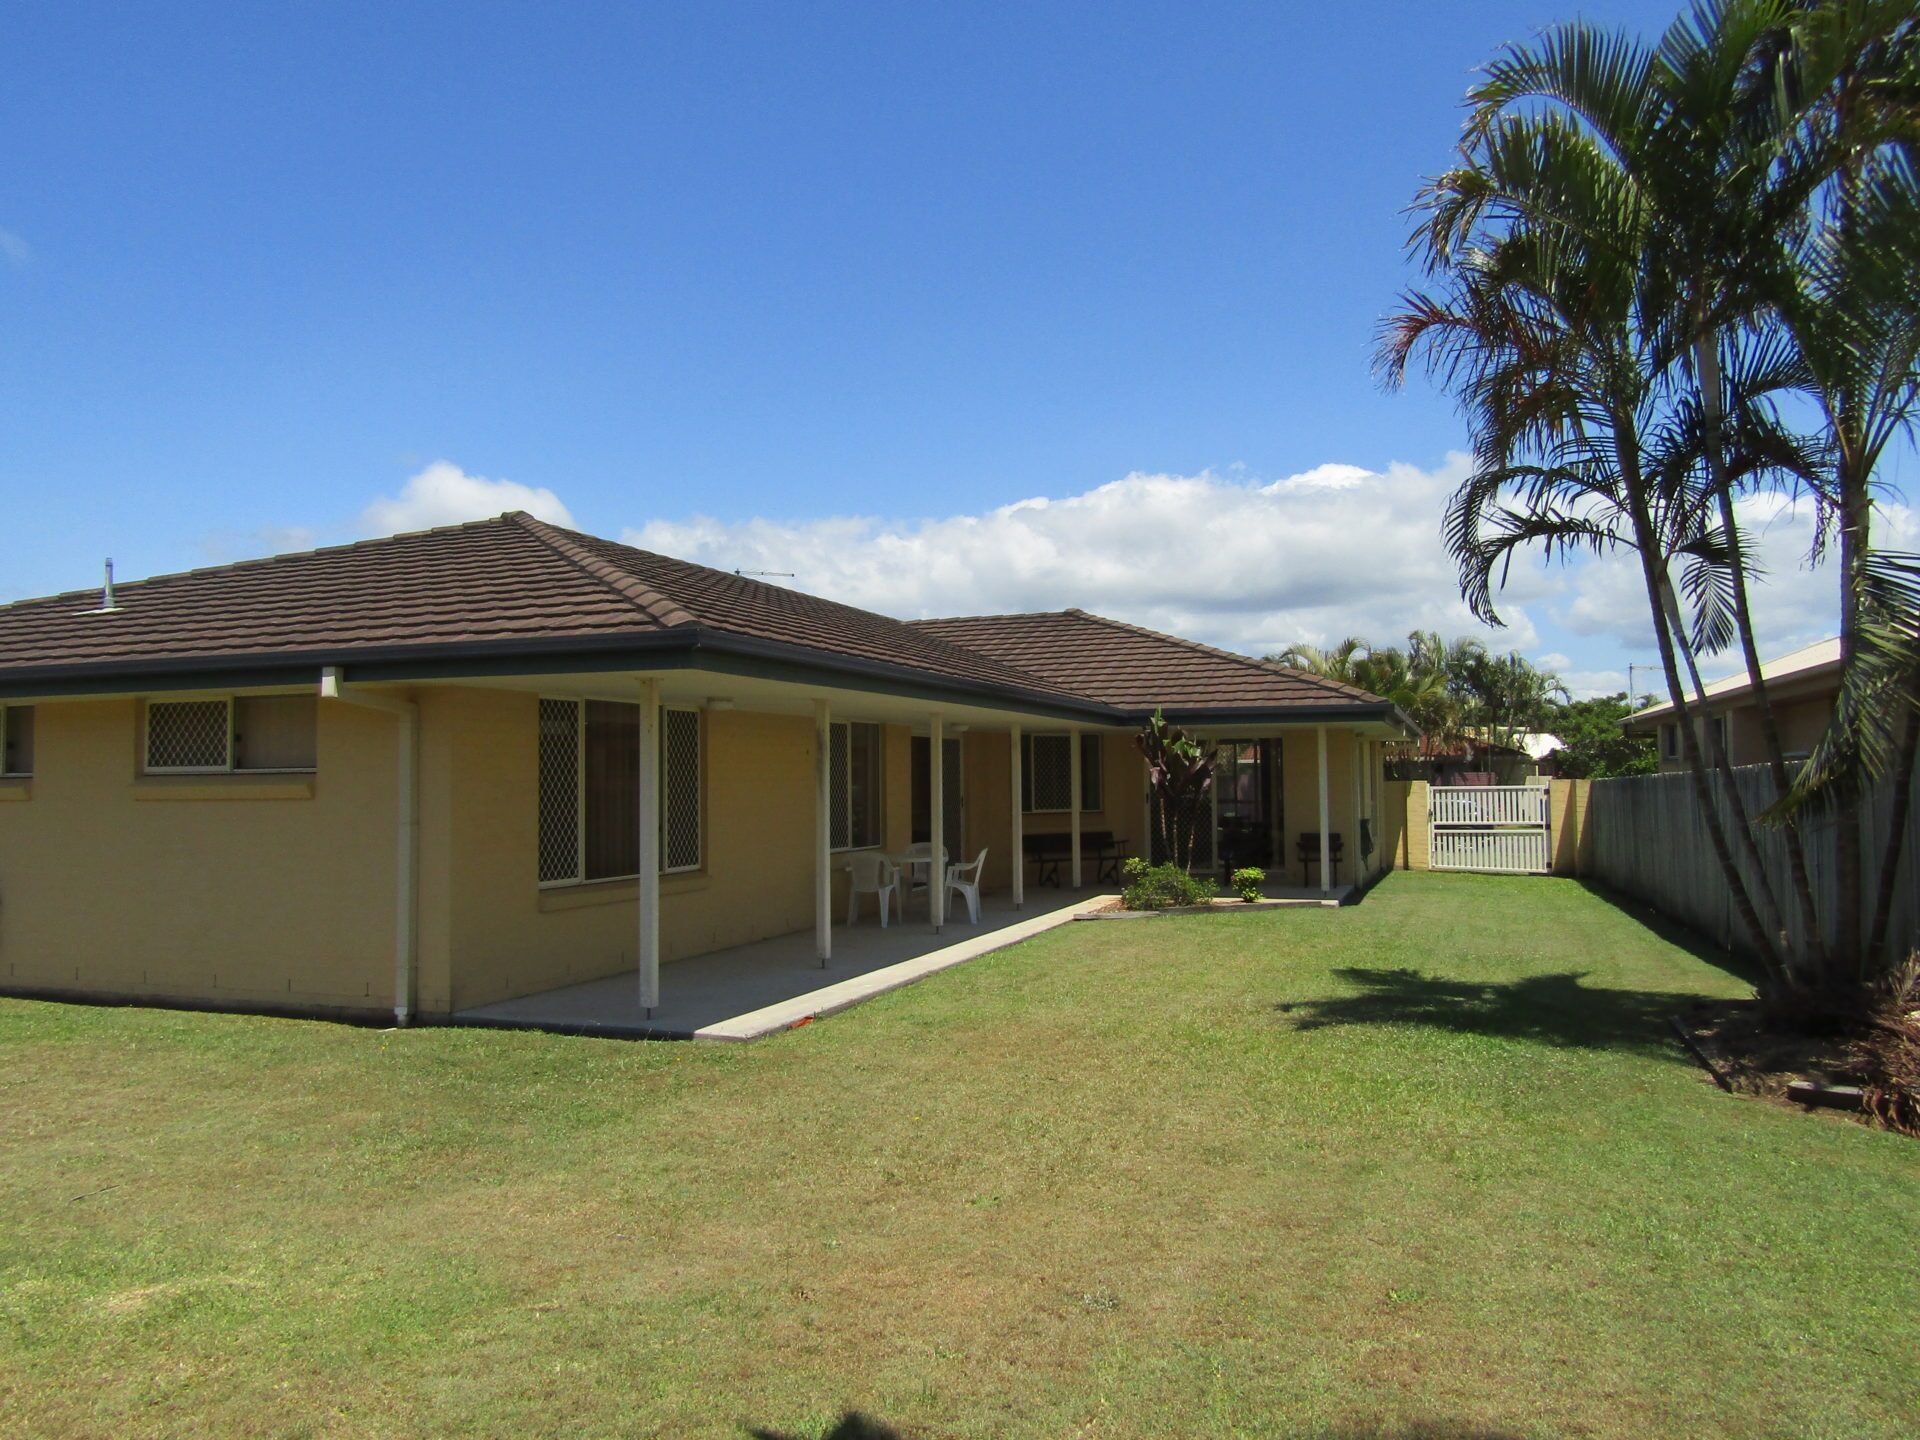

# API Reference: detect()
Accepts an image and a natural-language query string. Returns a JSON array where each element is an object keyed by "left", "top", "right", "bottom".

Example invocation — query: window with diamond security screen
[
  {"left": 537, "top": 699, "right": 582, "bottom": 884},
  {"left": 538, "top": 698, "right": 703, "bottom": 885},
  {"left": 1021, "top": 733, "right": 1102, "bottom": 813},
  {"left": 146, "top": 700, "right": 231, "bottom": 772},
  {"left": 662, "top": 708, "right": 701, "bottom": 872},
  {"left": 828, "top": 721, "right": 882, "bottom": 850}
]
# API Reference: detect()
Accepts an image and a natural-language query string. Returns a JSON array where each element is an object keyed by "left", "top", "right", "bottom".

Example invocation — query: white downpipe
[
  {"left": 815, "top": 698, "right": 832, "bottom": 966},
  {"left": 1317, "top": 725, "right": 1331, "bottom": 894},
  {"left": 929, "top": 714, "right": 945, "bottom": 933},
  {"left": 1069, "top": 727, "right": 1083, "bottom": 890},
  {"left": 319, "top": 667, "right": 417, "bottom": 1026},
  {"left": 1009, "top": 723, "right": 1024, "bottom": 910}
]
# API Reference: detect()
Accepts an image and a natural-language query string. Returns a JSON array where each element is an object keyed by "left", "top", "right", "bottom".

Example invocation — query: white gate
[{"left": 1428, "top": 784, "right": 1550, "bottom": 874}]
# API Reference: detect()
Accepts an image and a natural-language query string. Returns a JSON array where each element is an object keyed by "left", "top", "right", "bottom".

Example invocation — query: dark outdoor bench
[
  {"left": 1023, "top": 830, "right": 1129, "bottom": 887},
  {"left": 1295, "top": 831, "right": 1345, "bottom": 887}
]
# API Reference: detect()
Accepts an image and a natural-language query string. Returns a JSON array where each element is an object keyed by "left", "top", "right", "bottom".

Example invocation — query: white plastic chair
[
  {"left": 846, "top": 852, "right": 899, "bottom": 927},
  {"left": 944, "top": 848, "right": 989, "bottom": 925}
]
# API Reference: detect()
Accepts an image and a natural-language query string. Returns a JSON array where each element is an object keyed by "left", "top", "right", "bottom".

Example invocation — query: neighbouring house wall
[
  {"left": 1655, "top": 689, "right": 1836, "bottom": 774},
  {"left": 0, "top": 695, "right": 398, "bottom": 1015},
  {"left": 419, "top": 688, "right": 821, "bottom": 1014}
]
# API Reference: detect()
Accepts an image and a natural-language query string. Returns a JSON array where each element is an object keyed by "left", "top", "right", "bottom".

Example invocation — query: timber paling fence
[{"left": 1588, "top": 763, "right": 1920, "bottom": 962}]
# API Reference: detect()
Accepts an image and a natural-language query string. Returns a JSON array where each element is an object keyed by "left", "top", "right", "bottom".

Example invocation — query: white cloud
[
  {"left": 624, "top": 453, "right": 1544, "bottom": 659},
  {"left": 0, "top": 227, "right": 29, "bottom": 269},
  {"left": 358, "top": 460, "right": 575, "bottom": 537}
]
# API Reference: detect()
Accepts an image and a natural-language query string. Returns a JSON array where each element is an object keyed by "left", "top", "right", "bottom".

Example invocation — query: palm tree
[
  {"left": 1267, "top": 637, "right": 1370, "bottom": 686},
  {"left": 1379, "top": 14, "right": 1794, "bottom": 978},
  {"left": 1384, "top": 0, "right": 1920, "bottom": 999}
]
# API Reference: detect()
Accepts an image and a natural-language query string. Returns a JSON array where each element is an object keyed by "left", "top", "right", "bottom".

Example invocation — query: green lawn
[{"left": 3, "top": 873, "right": 1917, "bottom": 1439}]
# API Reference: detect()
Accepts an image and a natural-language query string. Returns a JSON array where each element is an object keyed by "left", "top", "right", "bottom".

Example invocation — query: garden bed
[{"left": 1675, "top": 1000, "right": 1866, "bottom": 1110}]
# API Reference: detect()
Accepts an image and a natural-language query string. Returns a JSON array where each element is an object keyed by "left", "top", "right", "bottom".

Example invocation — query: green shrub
[
  {"left": 1120, "top": 858, "right": 1218, "bottom": 911},
  {"left": 1230, "top": 866, "right": 1266, "bottom": 903}
]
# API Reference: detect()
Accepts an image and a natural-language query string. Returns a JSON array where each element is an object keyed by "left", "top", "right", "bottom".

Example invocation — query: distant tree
[{"left": 1542, "top": 694, "right": 1658, "bottom": 779}]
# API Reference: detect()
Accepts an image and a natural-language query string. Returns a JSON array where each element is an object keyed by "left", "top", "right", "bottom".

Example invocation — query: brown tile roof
[
  {"left": 0, "top": 512, "right": 1083, "bottom": 704},
  {"left": 907, "top": 609, "right": 1391, "bottom": 715}
]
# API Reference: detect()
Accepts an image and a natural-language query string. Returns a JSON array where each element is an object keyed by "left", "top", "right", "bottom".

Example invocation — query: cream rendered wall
[
  {"left": 963, "top": 729, "right": 1138, "bottom": 895},
  {"left": 1276, "top": 729, "right": 1367, "bottom": 886},
  {"left": 0, "top": 695, "right": 397, "bottom": 1014},
  {"left": 421, "top": 688, "right": 821, "bottom": 1014}
]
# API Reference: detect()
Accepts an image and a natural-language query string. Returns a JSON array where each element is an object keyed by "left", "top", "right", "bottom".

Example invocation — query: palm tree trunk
[
  {"left": 1694, "top": 332, "right": 1831, "bottom": 973},
  {"left": 1835, "top": 476, "right": 1870, "bottom": 975},
  {"left": 1621, "top": 448, "right": 1782, "bottom": 976},
  {"left": 1656, "top": 567, "right": 1791, "bottom": 951}
]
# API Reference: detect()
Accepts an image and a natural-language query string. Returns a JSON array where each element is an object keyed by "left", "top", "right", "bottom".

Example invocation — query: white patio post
[
  {"left": 1316, "top": 723, "right": 1331, "bottom": 895},
  {"left": 814, "top": 699, "right": 831, "bottom": 966},
  {"left": 1069, "top": 727, "right": 1083, "bottom": 889},
  {"left": 1009, "top": 723, "right": 1024, "bottom": 910},
  {"left": 1351, "top": 733, "right": 1363, "bottom": 881},
  {"left": 638, "top": 677, "right": 662, "bottom": 1018},
  {"left": 929, "top": 713, "right": 945, "bottom": 933}
]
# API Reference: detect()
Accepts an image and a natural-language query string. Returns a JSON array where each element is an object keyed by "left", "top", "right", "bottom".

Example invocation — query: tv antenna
[{"left": 734, "top": 568, "right": 795, "bottom": 578}]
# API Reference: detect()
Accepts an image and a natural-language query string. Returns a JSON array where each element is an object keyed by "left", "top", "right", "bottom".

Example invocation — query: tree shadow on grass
[
  {"left": 1279, "top": 966, "right": 1696, "bottom": 1057},
  {"left": 745, "top": 1413, "right": 1526, "bottom": 1439},
  {"left": 748, "top": 1414, "right": 903, "bottom": 1440}
]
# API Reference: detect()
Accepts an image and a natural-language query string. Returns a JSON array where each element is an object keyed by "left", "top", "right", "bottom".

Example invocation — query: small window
[
  {"left": 144, "top": 696, "right": 316, "bottom": 774},
  {"left": 234, "top": 696, "right": 318, "bottom": 771},
  {"left": 0, "top": 704, "right": 33, "bottom": 776},
  {"left": 1021, "top": 732, "right": 1102, "bottom": 813},
  {"left": 537, "top": 697, "right": 703, "bottom": 886},
  {"left": 1661, "top": 723, "right": 1679, "bottom": 759},
  {"left": 830, "top": 721, "right": 884, "bottom": 851}
]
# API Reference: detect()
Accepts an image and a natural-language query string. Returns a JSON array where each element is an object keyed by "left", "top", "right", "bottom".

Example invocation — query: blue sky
[{"left": 3, "top": 1, "right": 1907, "bottom": 697}]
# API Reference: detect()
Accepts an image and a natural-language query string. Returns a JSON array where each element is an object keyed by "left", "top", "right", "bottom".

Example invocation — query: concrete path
[{"left": 453, "top": 890, "right": 1110, "bottom": 1041}]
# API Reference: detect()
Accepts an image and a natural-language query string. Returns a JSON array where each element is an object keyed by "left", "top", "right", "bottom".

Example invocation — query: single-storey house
[
  {"left": 0, "top": 512, "right": 1410, "bottom": 1028},
  {"left": 1621, "top": 638, "right": 1839, "bottom": 773}
]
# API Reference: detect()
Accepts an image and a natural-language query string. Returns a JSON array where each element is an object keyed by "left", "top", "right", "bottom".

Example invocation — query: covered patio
[{"left": 452, "top": 888, "right": 1107, "bottom": 1040}]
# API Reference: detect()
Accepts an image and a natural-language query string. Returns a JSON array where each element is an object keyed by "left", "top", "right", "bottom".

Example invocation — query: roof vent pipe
[{"left": 77, "top": 558, "right": 121, "bottom": 615}]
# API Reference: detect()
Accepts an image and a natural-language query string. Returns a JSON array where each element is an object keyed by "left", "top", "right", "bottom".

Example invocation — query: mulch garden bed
[{"left": 1674, "top": 999, "right": 1869, "bottom": 1114}]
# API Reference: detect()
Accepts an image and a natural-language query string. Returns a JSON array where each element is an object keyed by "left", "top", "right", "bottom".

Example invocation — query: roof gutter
[
  {"left": 319, "top": 666, "right": 417, "bottom": 1028},
  {"left": 1, "top": 630, "right": 1414, "bottom": 732}
]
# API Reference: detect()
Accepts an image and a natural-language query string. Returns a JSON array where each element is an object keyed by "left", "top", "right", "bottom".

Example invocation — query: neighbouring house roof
[
  {"left": 0, "top": 512, "right": 1405, "bottom": 726},
  {"left": 1622, "top": 638, "right": 1842, "bottom": 730},
  {"left": 906, "top": 609, "right": 1394, "bottom": 720},
  {"left": 1392, "top": 730, "right": 1531, "bottom": 762}
]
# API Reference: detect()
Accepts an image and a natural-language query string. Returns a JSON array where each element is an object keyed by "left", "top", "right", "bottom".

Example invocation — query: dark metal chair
[{"left": 1295, "top": 831, "right": 1345, "bottom": 887}]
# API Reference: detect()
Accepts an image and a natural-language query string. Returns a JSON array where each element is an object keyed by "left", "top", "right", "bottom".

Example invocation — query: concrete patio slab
[{"left": 451, "top": 889, "right": 1111, "bottom": 1041}]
